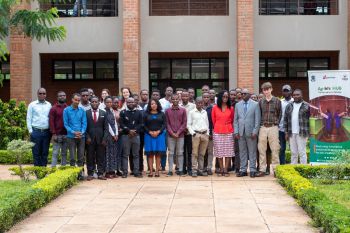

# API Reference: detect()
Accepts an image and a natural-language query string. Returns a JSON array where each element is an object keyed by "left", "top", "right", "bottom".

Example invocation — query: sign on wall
[{"left": 308, "top": 70, "right": 350, "bottom": 164}]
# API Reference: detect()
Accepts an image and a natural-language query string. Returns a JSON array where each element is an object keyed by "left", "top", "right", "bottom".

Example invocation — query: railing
[
  {"left": 259, "top": 0, "right": 338, "bottom": 15},
  {"left": 41, "top": 0, "right": 117, "bottom": 17}
]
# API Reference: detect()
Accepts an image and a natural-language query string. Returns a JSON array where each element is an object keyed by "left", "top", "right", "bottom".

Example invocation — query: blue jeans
[
  {"left": 279, "top": 131, "right": 286, "bottom": 165},
  {"left": 73, "top": 0, "right": 87, "bottom": 16},
  {"left": 31, "top": 129, "right": 51, "bottom": 166}
]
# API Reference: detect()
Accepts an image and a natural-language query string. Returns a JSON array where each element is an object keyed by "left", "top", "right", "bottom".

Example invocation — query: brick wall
[
  {"left": 236, "top": 0, "right": 254, "bottom": 92},
  {"left": 9, "top": 2, "right": 32, "bottom": 104},
  {"left": 122, "top": 0, "right": 141, "bottom": 93}
]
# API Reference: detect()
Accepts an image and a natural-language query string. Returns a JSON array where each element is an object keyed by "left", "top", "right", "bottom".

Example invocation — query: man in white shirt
[
  {"left": 180, "top": 90, "right": 196, "bottom": 175},
  {"left": 159, "top": 86, "right": 173, "bottom": 112},
  {"left": 279, "top": 84, "right": 293, "bottom": 165},
  {"left": 187, "top": 97, "right": 209, "bottom": 177},
  {"left": 26, "top": 88, "right": 52, "bottom": 166}
]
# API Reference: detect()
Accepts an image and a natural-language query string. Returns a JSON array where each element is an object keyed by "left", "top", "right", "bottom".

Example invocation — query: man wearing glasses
[{"left": 26, "top": 88, "right": 52, "bottom": 166}]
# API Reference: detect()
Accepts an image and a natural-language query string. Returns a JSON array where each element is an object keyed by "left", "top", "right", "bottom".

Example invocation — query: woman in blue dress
[{"left": 143, "top": 99, "right": 166, "bottom": 177}]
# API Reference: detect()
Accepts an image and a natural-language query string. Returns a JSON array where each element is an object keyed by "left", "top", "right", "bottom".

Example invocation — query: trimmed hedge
[
  {"left": 275, "top": 165, "right": 350, "bottom": 233},
  {"left": 0, "top": 148, "right": 53, "bottom": 164},
  {"left": 0, "top": 167, "right": 82, "bottom": 233},
  {"left": 294, "top": 165, "right": 350, "bottom": 180}
]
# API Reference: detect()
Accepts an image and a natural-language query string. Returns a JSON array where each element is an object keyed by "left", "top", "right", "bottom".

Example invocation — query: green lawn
[
  {"left": 312, "top": 179, "right": 350, "bottom": 210},
  {"left": 0, "top": 180, "right": 36, "bottom": 198}
]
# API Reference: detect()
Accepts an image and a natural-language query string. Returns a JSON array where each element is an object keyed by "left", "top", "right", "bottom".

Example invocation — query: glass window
[
  {"left": 267, "top": 59, "right": 287, "bottom": 78},
  {"left": 310, "top": 58, "right": 329, "bottom": 70},
  {"left": 96, "top": 60, "right": 115, "bottom": 79},
  {"left": 259, "top": 59, "right": 266, "bottom": 78},
  {"left": 191, "top": 59, "right": 209, "bottom": 80},
  {"left": 75, "top": 61, "right": 93, "bottom": 79},
  {"left": 289, "top": 58, "right": 307, "bottom": 77},
  {"left": 172, "top": 59, "right": 190, "bottom": 80},
  {"left": 1, "top": 61, "right": 10, "bottom": 80},
  {"left": 211, "top": 59, "right": 228, "bottom": 80},
  {"left": 54, "top": 61, "right": 73, "bottom": 80},
  {"left": 149, "top": 59, "right": 171, "bottom": 80}
]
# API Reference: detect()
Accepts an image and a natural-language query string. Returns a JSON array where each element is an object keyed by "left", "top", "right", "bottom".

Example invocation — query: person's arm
[
  {"left": 49, "top": 108, "right": 56, "bottom": 135},
  {"left": 283, "top": 104, "right": 290, "bottom": 136},
  {"left": 143, "top": 113, "right": 150, "bottom": 133},
  {"left": 178, "top": 109, "right": 187, "bottom": 135},
  {"left": 205, "top": 113, "right": 210, "bottom": 135},
  {"left": 136, "top": 111, "right": 143, "bottom": 134},
  {"left": 233, "top": 104, "right": 239, "bottom": 135},
  {"left": 159, "top": 112, "right": 166, "bottom": 132},
  {"left": 276, "top": 98, "right": 282, "bottom": 124},
  {"left": 253, "top": 103, "right": 261, "bottom": 135},
  {"left": 165, "top": 110, "right": 174, "bottom": 136},
  {"left": 63, "top": 108, "right": 74, "bottom": 135},
  {"left": 187, "top": 111, "right": 195, "bottom": 135},
  {"left": 120, "top": 111, "right": 130, "bottom": 134},
  {"left": 26, "top": 103, "right": 33, "bottom": 134},
  {"left": 211, "top": 106, "right": 216, "bottom": 130},
  {"left": 81, "top": 109, "right": 87, "bottom": 135}
]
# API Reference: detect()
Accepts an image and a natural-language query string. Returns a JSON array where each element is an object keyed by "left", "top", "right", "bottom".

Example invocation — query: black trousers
[
  {"left": 183, "top": 134, "right": 192, "bottom": 173},
  {"left": 129, "top": 132, "right": 144, "bottom": 172},
  {"left": 86, "top": 140, "right": 106, "bottom": 176}
]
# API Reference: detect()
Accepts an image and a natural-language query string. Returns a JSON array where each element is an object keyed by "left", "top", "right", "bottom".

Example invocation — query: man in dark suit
[{"left": 86, "top": 96, "right": 108, "bottom": 181}]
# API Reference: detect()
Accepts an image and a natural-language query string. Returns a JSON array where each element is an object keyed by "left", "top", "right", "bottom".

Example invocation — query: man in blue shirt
[
  {"left": 63, "top": 93, "right": 87, "bottom": 170},
  {"left": 26, "top": 88, "right": 52, "bottom": 166}
]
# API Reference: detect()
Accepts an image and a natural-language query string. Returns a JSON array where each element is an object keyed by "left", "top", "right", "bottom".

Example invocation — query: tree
[{"left": 0, "top": 0, "right": 66, "bottom": 85}]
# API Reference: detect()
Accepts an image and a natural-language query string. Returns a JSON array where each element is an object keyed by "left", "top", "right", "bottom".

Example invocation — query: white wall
[
  {"left": 31, "top": 1, "right": 123, "bottom": 99},
  {"left": 254, "top": 0, "right": 348, "bottom": 90},
  {"left": 140, "top": 0, "right": 236, "bottom": 90}
]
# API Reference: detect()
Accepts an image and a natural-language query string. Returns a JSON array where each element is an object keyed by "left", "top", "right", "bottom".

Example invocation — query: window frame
[
  {"left": 0, "top": 57, "right": 10, "bottom": 81},
  {"left": 52, "top": 59, "right": 118, "bottom": 81}
]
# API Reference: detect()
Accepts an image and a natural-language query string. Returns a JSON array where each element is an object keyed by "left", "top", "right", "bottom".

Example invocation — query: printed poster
[{"left": 308, "top": 70, "right": 350, "bottom": 164}]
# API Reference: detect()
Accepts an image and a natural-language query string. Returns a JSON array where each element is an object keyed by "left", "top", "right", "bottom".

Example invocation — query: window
[
  {"left": 259, "top": 0, "right": 338, "bottom": 15},
  {"left": 149, "top": 59, "right": 171, "bottom": 80},
  {"left": 259, "top": 57, "right": 330, "bottom": 79},
  {"left": 41, "top": 0, "right": 117, "bottom": 17},
  {"left": 53, "top": 59, "right": 118, "bottom": 80},
  {"left": 150, "top": 0, "right": 229, "bottom": 16},
  {"left": 0, "top": 60, "right": 10, "bottom": 81},
  {"left": 172, "top": 59, "right": 190, "bottom": 80}
]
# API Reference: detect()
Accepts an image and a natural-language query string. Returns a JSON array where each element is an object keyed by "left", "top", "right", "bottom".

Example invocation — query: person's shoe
[
  {"left": 122, "top": 174, "right": 127, "bottom": 178},
  {"left": 235, "top": 169, "right": 240, "bottom": 174},
  {"left": 236, "top": 172, "right": 248, "bottom": 177},
  {"left": 134, "top": 173, "right": 143, "bottom": 178},
  {"left": 265, "top": 171, "right": 270, "bottom": 176},
  {"left": 175, "top": 170, "right": 180, "bottom": 175},
  {"left": 250, "top": 172, "right": 256, "bottom": 178},
  {"left": 105, "top": 174, "right": 113, "bottom": 179},
  {"left": 198, "top": 171, "right": 208, "bottom": 176},
  {"left": 86, "top": 175, "right": 94, "bottom": 181},
  {"left": 116, "top": 170, "right": 123, "bottom": 176},
  {"left": 178, "top": 171, "right": 186, "bottom": 177},
  {"left": 192, "top": 172, "right": 198, "bottom": 178},
  {"left": 98, "top": 175, "right": 107, "bottom": 180},
  {"left": 255, "top": 171, "right": 265, "bottom": 177},
  {"left": 167, "top": 171, "right": 173, "bottom": 177},
  {"left": 215, "top": 168, "right": 220, "bottom": 174},
  {"left": 130, "top": 172, "right": 134, "bottom": 176}
]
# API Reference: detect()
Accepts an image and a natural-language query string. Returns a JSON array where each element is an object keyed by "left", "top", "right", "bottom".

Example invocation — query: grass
[
  {"left": 0, "top": 180, "right": 36, "bottom": 198},
  {"left": 312, "top": 179, "right": 350, "bottom": 210}
]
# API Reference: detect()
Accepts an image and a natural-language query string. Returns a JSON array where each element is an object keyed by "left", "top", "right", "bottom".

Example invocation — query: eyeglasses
[
  {"left": 241, "top": 93, "right": 249, "bottom": 95},
  {"left": 38, "top": 93, "right": 46, "bottom": 95}
]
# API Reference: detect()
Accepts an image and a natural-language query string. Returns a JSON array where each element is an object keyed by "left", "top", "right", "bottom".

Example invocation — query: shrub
[
  {"left": 0, "top": 99, "right": 28, "bottom": 149},
  {"left": 0, "top": 167, "right": 82, "bottom": 233},
  {"left": 0, "top": 148, "right": 53, "bottom": 164},
  {"left": 276, "top": 165, "right": 350, "bottom": 233}
]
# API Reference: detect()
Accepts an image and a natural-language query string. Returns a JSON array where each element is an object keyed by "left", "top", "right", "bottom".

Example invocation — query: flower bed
[
  {"left": 0, "top": 167, "right": 82, "bottom": 233},
  {"left": 275, "top": 165, "right": 350, "bottom": 233}
]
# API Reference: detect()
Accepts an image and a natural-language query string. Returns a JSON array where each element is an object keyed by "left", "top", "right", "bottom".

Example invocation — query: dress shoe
[
  {"left": 122, "top": 174, "right": 127, "bottom": 178},
  {"left": 116, "top": 170, "right": 123, "bottom": 176},
  {"left": 250, "top": 172, "right": 256, "bottom": 178},
  {"left": 192, "top": 172, "right": 198, "bottom": 178},
  {"left": 167, "top": 171, "right": 173, "bottom": 177},
  {"left": 265, "top": 171, "right": 270, "bottom": 176},
  {"left": 130, "top": 172, "right": 134, "bottom": 176},
  {"left": 98, "top": 175, "right": 107, "bottom": 180},
  {"left": 134, "top": 174, "right": 143, "bottom": 178},
  {"left": 178, "top": 171, "right": 186, "bottom": 177},
  {"left": 86, "top": 175, "right": 94, "bottom": 181},
  {"left": 236, "top": 172, "right": 248, "bottom": 177},
  {"left": 105, "top": 174, "right": 113, "bottom": 179},
  {"left": 207, "top": 170, "right": 213, "bottom": 176},
  {"left": 255, "top": 171, "right": 265, "bottom": 177},
  {"left": 198, "top": 171, "right": 208, "bottom": 176}
]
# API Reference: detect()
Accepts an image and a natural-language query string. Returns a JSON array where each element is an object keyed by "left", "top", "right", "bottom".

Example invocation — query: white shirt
[
  {"left": 79, "top": 102, "right": 91, "bottom": 111},
  {"left": 108, "top": 119, "right": 118, "bottom": 137},
  {"left": 291, "top": 102, "right": 302, "bottom": 134},
  {"left": 159, "top": 98, "right": 171, "bottom": 112},
  {"left": 180, "top": 102, "right": 196, "bottom": 116},
  {"left": 187, "top": 108, "right": 209, "bottom": 135},
  {"left": 279, "top": 97, "right": 294, "bottom": 131},
  {"left": 98, "top": 102, "right": 106, "bottom": 110},
  {"left": 26, "top": 100, "right": 52, "bottom": 133}
]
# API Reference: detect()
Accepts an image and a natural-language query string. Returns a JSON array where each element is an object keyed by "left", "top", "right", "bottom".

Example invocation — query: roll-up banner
[{"left": 308, "top": 70, "right": 350, "bottom": 164}]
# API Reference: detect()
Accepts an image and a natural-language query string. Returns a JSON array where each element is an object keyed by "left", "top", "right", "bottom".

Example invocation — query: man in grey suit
[{"left": 234, "top": 89, "right": 261, "bottom": 178}]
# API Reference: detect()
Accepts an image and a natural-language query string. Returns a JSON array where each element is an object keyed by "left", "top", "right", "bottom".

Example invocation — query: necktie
[
  {"left": 244, "top": 102, "right": 248, "bottom": 114},
  {"left": 93, "top": 110, "right": 97, "bottom": 123}
]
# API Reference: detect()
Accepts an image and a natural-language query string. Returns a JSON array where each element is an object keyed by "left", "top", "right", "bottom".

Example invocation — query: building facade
[{"left": 0, "top": 0, "right": 347, "bottom": 103}]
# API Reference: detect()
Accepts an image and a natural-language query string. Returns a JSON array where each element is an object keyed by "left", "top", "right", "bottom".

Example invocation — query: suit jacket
[
  {"left": 86, "top": 109, "right": 108, "bottom": 144},
  {"left": 234, "top": 99, "right": 261, "bottom": 137}
]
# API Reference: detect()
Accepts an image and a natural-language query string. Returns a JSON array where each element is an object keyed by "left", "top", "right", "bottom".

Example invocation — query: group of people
[{"left": 26, "top": 81, "right": 311, "bottom": 180}]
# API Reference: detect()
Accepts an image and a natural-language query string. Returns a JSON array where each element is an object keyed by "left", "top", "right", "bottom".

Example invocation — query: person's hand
[
  {"left": 86, "top": 138, "right": 91, "bottom": 145},
  {"left": 235, "top": 134, "right": 240, "bottom": 140},
  {"left": 251, "top": 133, "right": 257, "bottom": 140},
  {"left": 113, "top": 135, "right": 118, "bottom": 141},
  {"left": 173, "top": 132, "right": 179, "bottom": 138},
  {"left": 52, "top": 134, "right": 58, "bottom": 142},
  {"left": 101, "top": 141, "right": 107, "bottom": 147},
  {"left": 285, "top": 134, "right": 289, "bottom": 141}
]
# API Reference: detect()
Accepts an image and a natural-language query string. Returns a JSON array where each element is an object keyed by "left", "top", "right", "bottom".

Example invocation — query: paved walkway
[{"left": 5, "top": 170, "right": 318, "bottom": 233}]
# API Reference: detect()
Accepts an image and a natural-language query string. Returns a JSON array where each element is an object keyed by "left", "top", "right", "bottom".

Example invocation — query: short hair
[
  {"left": 57, "top": 91, "right": 65, "bottom": 96},
  {"left": 71, "top": 93, "right": 81, "bottom": 99},
  {"left": 80, "top": 88, "right": 89, "bottom": 94},
  {"left": 146, "top": 99, "right": 162, "bottom": 113},
  {"left": 152, "top": 89, "right": 160, "bottom": 94},
  {"left": 195, "top": 96, "right": 203, "bottom": 102},
  {"left": 261, "top": 82, "right": 272, "bottom": 90},
  {"left": 140, "top": 89, "right": 149, "bottom": 94},
  {"left": 90, "top": 96, "right": 99, "bottom": 101},
  {"left": 293, "top": 89, "right": 303, "bottom": 94},
  {"left": 188, "top": 87, "right": 195, "bottom": 91},
  {"left": 202, "top": 85, "right": 210, "bottom": 89},
  {"left": 132, "top": 93, "right": 139, "bottom": 98},
  {"left": 171, "top": 93, "right": 179, "bottom": 98},
  {"left": 104, "top": 96, "right": 112, "bottom": 102},
  {"left": 176, "top": 88, "right": 184, "bottom": 92}
]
